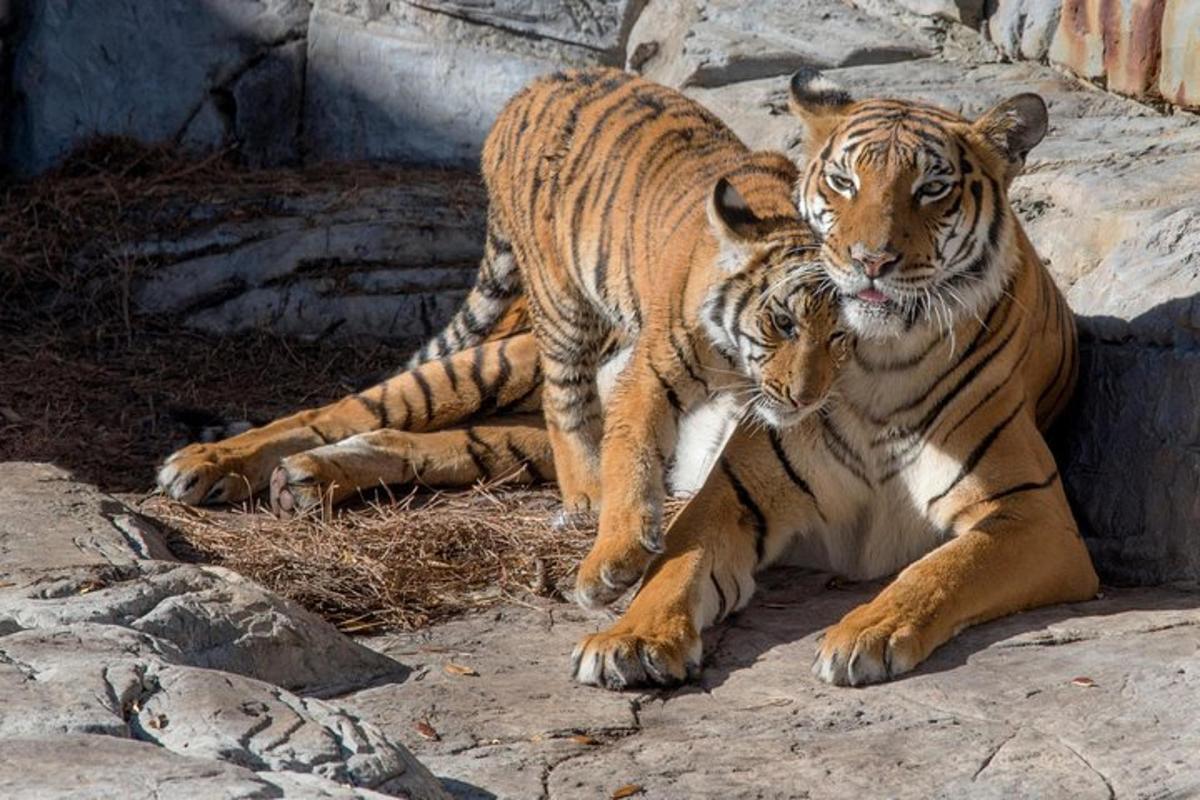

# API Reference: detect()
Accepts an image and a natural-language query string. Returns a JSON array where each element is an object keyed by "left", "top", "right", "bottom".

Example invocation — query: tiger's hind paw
[{"left": 268, "top": 457, "right": 331, "bottom": 517}]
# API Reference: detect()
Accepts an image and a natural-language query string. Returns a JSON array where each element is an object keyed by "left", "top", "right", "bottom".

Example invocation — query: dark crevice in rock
[
  {"left": 971, "top": 729, "right": 1017, "bottom": 781},
  {"left": 685, "top": 48, "right": 929, "bottom": 90}
]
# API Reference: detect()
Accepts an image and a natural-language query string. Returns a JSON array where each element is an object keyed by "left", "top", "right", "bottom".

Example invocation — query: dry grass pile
[{"left": 141, "top": 485, "right": 595, "bottom": 632}]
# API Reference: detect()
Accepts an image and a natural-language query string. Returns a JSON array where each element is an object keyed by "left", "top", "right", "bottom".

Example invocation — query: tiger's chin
[{"left": 843, "top": 296, "right": 910, "bottom": 340}]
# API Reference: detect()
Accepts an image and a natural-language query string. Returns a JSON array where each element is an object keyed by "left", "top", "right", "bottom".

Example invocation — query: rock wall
[
  {"left": 0, "top": 0, "right": 645, "bottom": 175},
  {"left": 304, "top": 0, "right": 645, "bottom": 165},
  {"left": 984, "top": 0, "right": 1198, "bottom": 109},
  {"left": 5, "top": 0, "right": 313, "bottom": 174}
]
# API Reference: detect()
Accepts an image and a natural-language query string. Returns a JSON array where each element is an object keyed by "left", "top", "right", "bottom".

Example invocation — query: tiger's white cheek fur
[{"left": 798, "top": 182, "right": 832, "bottom": 238}]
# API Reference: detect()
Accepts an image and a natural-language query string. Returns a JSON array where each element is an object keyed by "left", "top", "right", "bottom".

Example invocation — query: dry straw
[{"left": 140, "top": 483, "right": 596, "bottom": 632}]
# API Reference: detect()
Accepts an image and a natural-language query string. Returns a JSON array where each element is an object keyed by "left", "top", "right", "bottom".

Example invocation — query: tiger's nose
[{"left": 851, "top": 245, "right": 901, "bottom": 278}]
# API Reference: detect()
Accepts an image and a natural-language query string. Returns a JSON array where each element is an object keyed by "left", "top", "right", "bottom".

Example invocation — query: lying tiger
[
  {"left": 571, "top": 70, "right": 1099, "bottom": 688},
  {"left": 157, "top": 65, "right": 848, "bottom": 580}
]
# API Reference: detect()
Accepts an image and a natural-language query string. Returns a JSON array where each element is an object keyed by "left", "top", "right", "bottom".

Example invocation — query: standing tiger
[
  {"left": 571, "top": 69, "right": 1099, "bottom": 689},
  {"left": 156, "top": 69, "right": 849, "bottom": 568}
]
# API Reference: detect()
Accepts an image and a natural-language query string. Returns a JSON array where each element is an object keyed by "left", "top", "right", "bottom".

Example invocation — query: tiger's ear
[
  {"left": 707, "top": 178, "right": 762, "bottom": 272},
  {"left": 788, "top": 68, "right": 853, "bottom": 159},
  {"left": 973, "top": 93, "right": 1047, "bottom": 184}
]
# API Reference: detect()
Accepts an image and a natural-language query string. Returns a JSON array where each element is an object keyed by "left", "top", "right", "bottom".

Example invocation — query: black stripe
[
  {"left": 464, "top": 427, "right": 494, "bottom": 476},
  {"left": 948, "top": 470, "right": 1060, "bottom": 526},
  {"left": 926, "top": 400, "right": 1026, "bottom": 510},
  {"left": 767, "top": 429, "right": 823, "bottom": 521},
  {"left": 440, "top": 358, "right": 459, "bottom": 393},
  {"left": 721, "top": 460, "right": 768, "bottom": 564},
  {"left": 308, "top": 424, "right": 334, "bottom": 445},
  {"left": 504, "top": 440, "right": 547, "bottom": 483},
  {"left": 354, "top": 393, "right": 386, "bottom": 426},
  {"left": 820, "top": 416, "right": 870, "bottom": 486},
  {"left": 669, "top": 331, "right": 710, "bottom": 392},
  {"left": 411, "top": 369, "right": 434, "bottom": 424},
  {"left": 710, "top": 571, "right": 728, "bottom": 622},
  {"left": 649, "top": 362, "right": 684, "bottom": 413}
]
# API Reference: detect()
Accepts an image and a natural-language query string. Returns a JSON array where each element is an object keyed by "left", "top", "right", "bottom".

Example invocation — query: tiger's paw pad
[
  {"left": 268, "top": 460, "right": 325, "bottom": 517},
  {"left": 811, "top": 607, "right": 924, "bottom": 687},
  {"left": 572, "top": 628, "right": 700, "bottom": 690}
]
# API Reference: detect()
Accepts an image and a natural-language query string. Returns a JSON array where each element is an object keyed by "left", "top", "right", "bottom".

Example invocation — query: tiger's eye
[
  {"left": 773, "top": 312, "right": 796, "bottom": 337},
  {"left": 916, "top": 180, "right": 950, "bottom": 200},
  {"left": 826, "top": 172, "right": 855, "bottom": 195}
]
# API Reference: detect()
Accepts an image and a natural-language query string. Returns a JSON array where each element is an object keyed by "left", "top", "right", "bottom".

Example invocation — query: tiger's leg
[
  {"left": 813, "top": 409, "right": 1099, "bottom": 687},
  {"left": 269, "top": 415, "right": 553, "bottom": 511},
  {"left": 157, "top": 334, "right": 542, "bottom": 505},
  {"left": 533, "top": 312, "right": 607, "bottom": 518},
  {"left": 574, "top": 347, "right": 695, "bottom": 608},
  {"left": 573, "top": 428, "right": 815, "bottom": 689}
]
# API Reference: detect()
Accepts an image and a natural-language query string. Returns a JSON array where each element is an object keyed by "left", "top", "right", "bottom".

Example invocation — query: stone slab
[
  {"left": 345, "top": 572, "right": 1200, "bottom": 799},
  {"left": 302, "top": 0, "right": 642, "bottom": 166},
  {"left": 130, "top": 170, "right": 487, "bottom": 343}
]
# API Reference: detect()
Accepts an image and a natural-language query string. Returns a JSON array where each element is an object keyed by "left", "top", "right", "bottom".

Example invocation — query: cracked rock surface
[
  {"left": 345, "top": 572, "right": 1200, "bottom": 799},
  {"left": 0, "top": 462, "right": 448, "bottom": 799}
]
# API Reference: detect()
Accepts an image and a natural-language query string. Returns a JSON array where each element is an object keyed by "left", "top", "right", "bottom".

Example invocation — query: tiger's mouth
[
  {"left": 856, "top": 287, "right": 891, "bottom": 305},
  {"left": 847, "top": 285, "right": 900, "bottom": 315}
]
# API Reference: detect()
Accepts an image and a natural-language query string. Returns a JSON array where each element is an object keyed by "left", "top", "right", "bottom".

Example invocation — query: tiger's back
[{"left": 482, "top": 68, "right": 800, "bottom": 337}]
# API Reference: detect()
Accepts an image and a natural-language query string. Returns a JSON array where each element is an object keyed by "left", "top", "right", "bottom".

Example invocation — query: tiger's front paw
[
  {"left": 573, "top": 513, "right": 662, "bottom": 606},
  {"left": 572, "top": 617, "right": 700, "bottom": 690},
  {"left": 157, "top": 444, "right": 253, "bottom": 505},
  {"left": 812, "top": 599, "right": 927, "bottom": 687}
]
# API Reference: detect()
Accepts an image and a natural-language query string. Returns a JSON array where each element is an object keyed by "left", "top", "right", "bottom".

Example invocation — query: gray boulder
[
  {"left": 0, "top": 463, "right": 448, "bottom": 798},
  {"left": 984, "top": 0, "right": 1062, "bottom": 61},
  {"left": 626, "top": 0, "right": 932, "bottom": 89}
]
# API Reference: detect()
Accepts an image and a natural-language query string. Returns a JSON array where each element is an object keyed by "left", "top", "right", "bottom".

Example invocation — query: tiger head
[
  {"left": 786, "top": 68, "right": 1048, "bottom": 340},
  {"left": 702, "top": 178, "right": 852, "bottom": 428}
]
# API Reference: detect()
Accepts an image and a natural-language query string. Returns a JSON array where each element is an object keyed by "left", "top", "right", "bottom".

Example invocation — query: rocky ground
[
  {"left": 3, "top": 1, "right": 1200, "bottom": 799},
  {"left": 3, "top": 463, "right": 1198, "bottom": 799}
]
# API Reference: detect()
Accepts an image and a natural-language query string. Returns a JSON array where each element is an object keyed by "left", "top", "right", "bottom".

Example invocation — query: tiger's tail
[{"left": 406, "top": 212, "right": 523, "bottom": 368}]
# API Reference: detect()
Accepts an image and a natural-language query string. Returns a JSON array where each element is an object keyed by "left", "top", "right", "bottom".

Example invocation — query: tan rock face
[
  {"left": 1045, "top": 0, "right": 1197, "bottom": 109},
  {"left": 1160, "top": 0, "right": 1200, "bottom": 107}
]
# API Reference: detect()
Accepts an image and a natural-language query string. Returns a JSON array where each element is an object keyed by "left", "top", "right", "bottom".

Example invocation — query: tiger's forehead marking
[{"left": 826, "top": 99, "right": 964, "bottom": 174}]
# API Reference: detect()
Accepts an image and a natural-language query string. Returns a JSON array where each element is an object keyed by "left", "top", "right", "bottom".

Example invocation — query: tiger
[
  {"left": 157, "top": 69, "right": 850, "bottom": 581},
  {"left": 570, "top": 68, "right": 1100, "bottom": 690}
]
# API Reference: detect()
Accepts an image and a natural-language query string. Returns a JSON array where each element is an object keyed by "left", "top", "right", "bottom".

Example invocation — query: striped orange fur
[
  {"left": 156, "top": 68, "right": 848, "bottom": 578},
  {"left": 571, "top": 70, "right": 1098, "bottom": 690}
]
